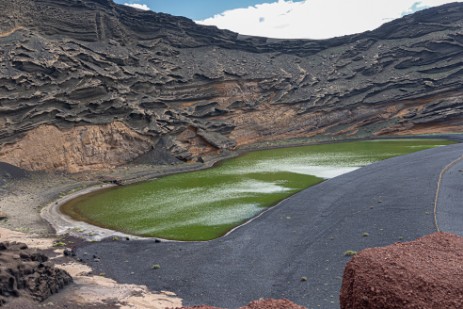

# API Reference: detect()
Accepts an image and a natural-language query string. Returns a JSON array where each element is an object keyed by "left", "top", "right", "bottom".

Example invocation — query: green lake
[{"left": 61, "top": 139, "right": 453, "bottom": 241}]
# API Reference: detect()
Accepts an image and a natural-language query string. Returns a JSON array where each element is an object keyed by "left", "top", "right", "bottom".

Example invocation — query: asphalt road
[
  {"left": 436, "top": 153, "right": 463, "bottom": 235},
  {"left": 76, "top": 140, "right": 463, "bottom": 309}
]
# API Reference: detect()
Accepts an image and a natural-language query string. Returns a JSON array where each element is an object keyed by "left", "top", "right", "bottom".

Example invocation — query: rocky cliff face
[
  {"left": 1, "top": 0, "right": 463, "bottom": 171},
  {"left": 0, "top": 122, "right": 153, "bottom": 172}
]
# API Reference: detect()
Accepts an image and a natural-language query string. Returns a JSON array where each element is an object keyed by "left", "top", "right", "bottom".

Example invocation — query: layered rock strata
[{"left": 1, "top": 0, "right": 463, "bottom": 171}]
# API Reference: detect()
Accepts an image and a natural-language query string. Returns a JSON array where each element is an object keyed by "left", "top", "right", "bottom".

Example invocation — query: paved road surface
[
  {"left": 76, "top": 141, "right": 463, "bottom": 309},
  {"left": 436, "top": 152, "right": 463, "bottom": 235}
]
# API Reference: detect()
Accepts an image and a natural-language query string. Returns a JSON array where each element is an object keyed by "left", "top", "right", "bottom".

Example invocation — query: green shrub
[
  {"left": 344, "top": 250, "right": 358, "bottom": 257},
  {"left": 52, "top": 241, "right": 66, "bottom": 247}
]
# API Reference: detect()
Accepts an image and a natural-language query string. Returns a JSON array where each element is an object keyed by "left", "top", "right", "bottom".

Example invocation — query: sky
[
  {"left": 116, "top": 0, "right": 463, "bottom": 39},
  {"left": 116, "top": 1, "right": 295, "bottom": 20}
]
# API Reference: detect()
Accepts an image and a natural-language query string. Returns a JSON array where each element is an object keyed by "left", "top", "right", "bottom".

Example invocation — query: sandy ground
[
  {"left": 0, "top": 168, "right": 184, "bottom": 308},
  {"left": 0, "top": 227, "right": 182, "bottom": 308},
  {"left": 57, "top": 262, "right": 181, "bottom": 309}
]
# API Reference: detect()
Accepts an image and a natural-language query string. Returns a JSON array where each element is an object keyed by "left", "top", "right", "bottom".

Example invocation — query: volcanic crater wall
[{"left": 0, "top": 0, "right": 463, "bottom": 172}]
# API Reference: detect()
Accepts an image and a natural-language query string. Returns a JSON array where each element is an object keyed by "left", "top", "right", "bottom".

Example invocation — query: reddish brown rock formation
[
  {"left": 340, "top": 232, "right": 463, "bottom": 309},
  {"left": 0, "top": 242, "right": 72, "bottom": 306},
  {"left": 177, "top": 298, "right": 306, "bottom": 309}
]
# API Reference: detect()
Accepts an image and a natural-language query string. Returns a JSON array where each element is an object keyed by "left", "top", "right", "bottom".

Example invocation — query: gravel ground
[{"left": 75, "top": 140, "right": 463, "bottom": 309}]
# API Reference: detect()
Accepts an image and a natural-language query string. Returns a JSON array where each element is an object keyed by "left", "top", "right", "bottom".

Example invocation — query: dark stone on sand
[{"left": 63, "top": 249, "right": 75, "bottom": 257}]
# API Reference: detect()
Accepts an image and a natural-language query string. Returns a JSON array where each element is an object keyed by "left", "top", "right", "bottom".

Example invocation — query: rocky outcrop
[
  {"left": 340, "top": 232, "right": 463, "bottom": 309},
  {"left": 1, "top": 0, "right": 463, "bottom": 171},
  {"left": 0, "top": 241, "right": 72, "bottom": 306},
  {"left": 0, "top": 122, "right": 153, "bottom": 172}
]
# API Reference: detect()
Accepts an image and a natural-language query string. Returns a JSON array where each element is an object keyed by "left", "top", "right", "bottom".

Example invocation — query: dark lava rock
[
  {"left": 340, "top": 232, "right": 463, "bottom": 309},
  {"left": 63, "top": 248, "right": 75, "bottom": 257},
  {"left": 1, "top": 0, "right": 463, "bottom": 172},
  {"left": 0, "top": 242, "right": 72, "bottom": 306}
]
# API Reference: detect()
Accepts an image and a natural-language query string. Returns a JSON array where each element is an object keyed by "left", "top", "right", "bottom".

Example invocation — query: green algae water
[{"left": 61, "top": 139, "right": 453, "bottom": 241}]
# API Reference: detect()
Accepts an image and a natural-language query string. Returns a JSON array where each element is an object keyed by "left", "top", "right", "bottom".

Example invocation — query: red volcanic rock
[{"left": 340, "top": 232, "right": 463, "bottom": 309}]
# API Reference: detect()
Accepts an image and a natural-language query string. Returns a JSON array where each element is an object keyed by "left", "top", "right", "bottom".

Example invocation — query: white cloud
[
  {"left": 197, "top": 0, "right": 462, "bottom": 39},
  {"left": 123, "top": 3, "right": 150, "bottom": 11}
]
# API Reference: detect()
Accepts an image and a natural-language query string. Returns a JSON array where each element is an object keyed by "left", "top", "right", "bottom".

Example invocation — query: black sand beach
[{"left": 75, "top": 139, "right": 463, "bottom": 308}]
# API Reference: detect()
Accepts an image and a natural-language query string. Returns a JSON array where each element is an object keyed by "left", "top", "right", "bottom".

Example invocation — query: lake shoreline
[
  {"left": 45, "top": 135, "right": 462, "bottom": 242},
  {"left": 1, "top": 133, "right": 461, "bottom": 242}
]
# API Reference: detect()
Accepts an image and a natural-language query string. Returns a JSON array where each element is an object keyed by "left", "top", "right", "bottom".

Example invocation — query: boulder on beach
[{"left": 340, "top": 232, "right": 463, "bottom": 309}]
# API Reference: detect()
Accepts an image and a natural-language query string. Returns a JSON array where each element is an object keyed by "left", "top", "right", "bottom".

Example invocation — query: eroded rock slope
[{"left": 1, "top": 0, "right": 463, "bottom": 171}]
